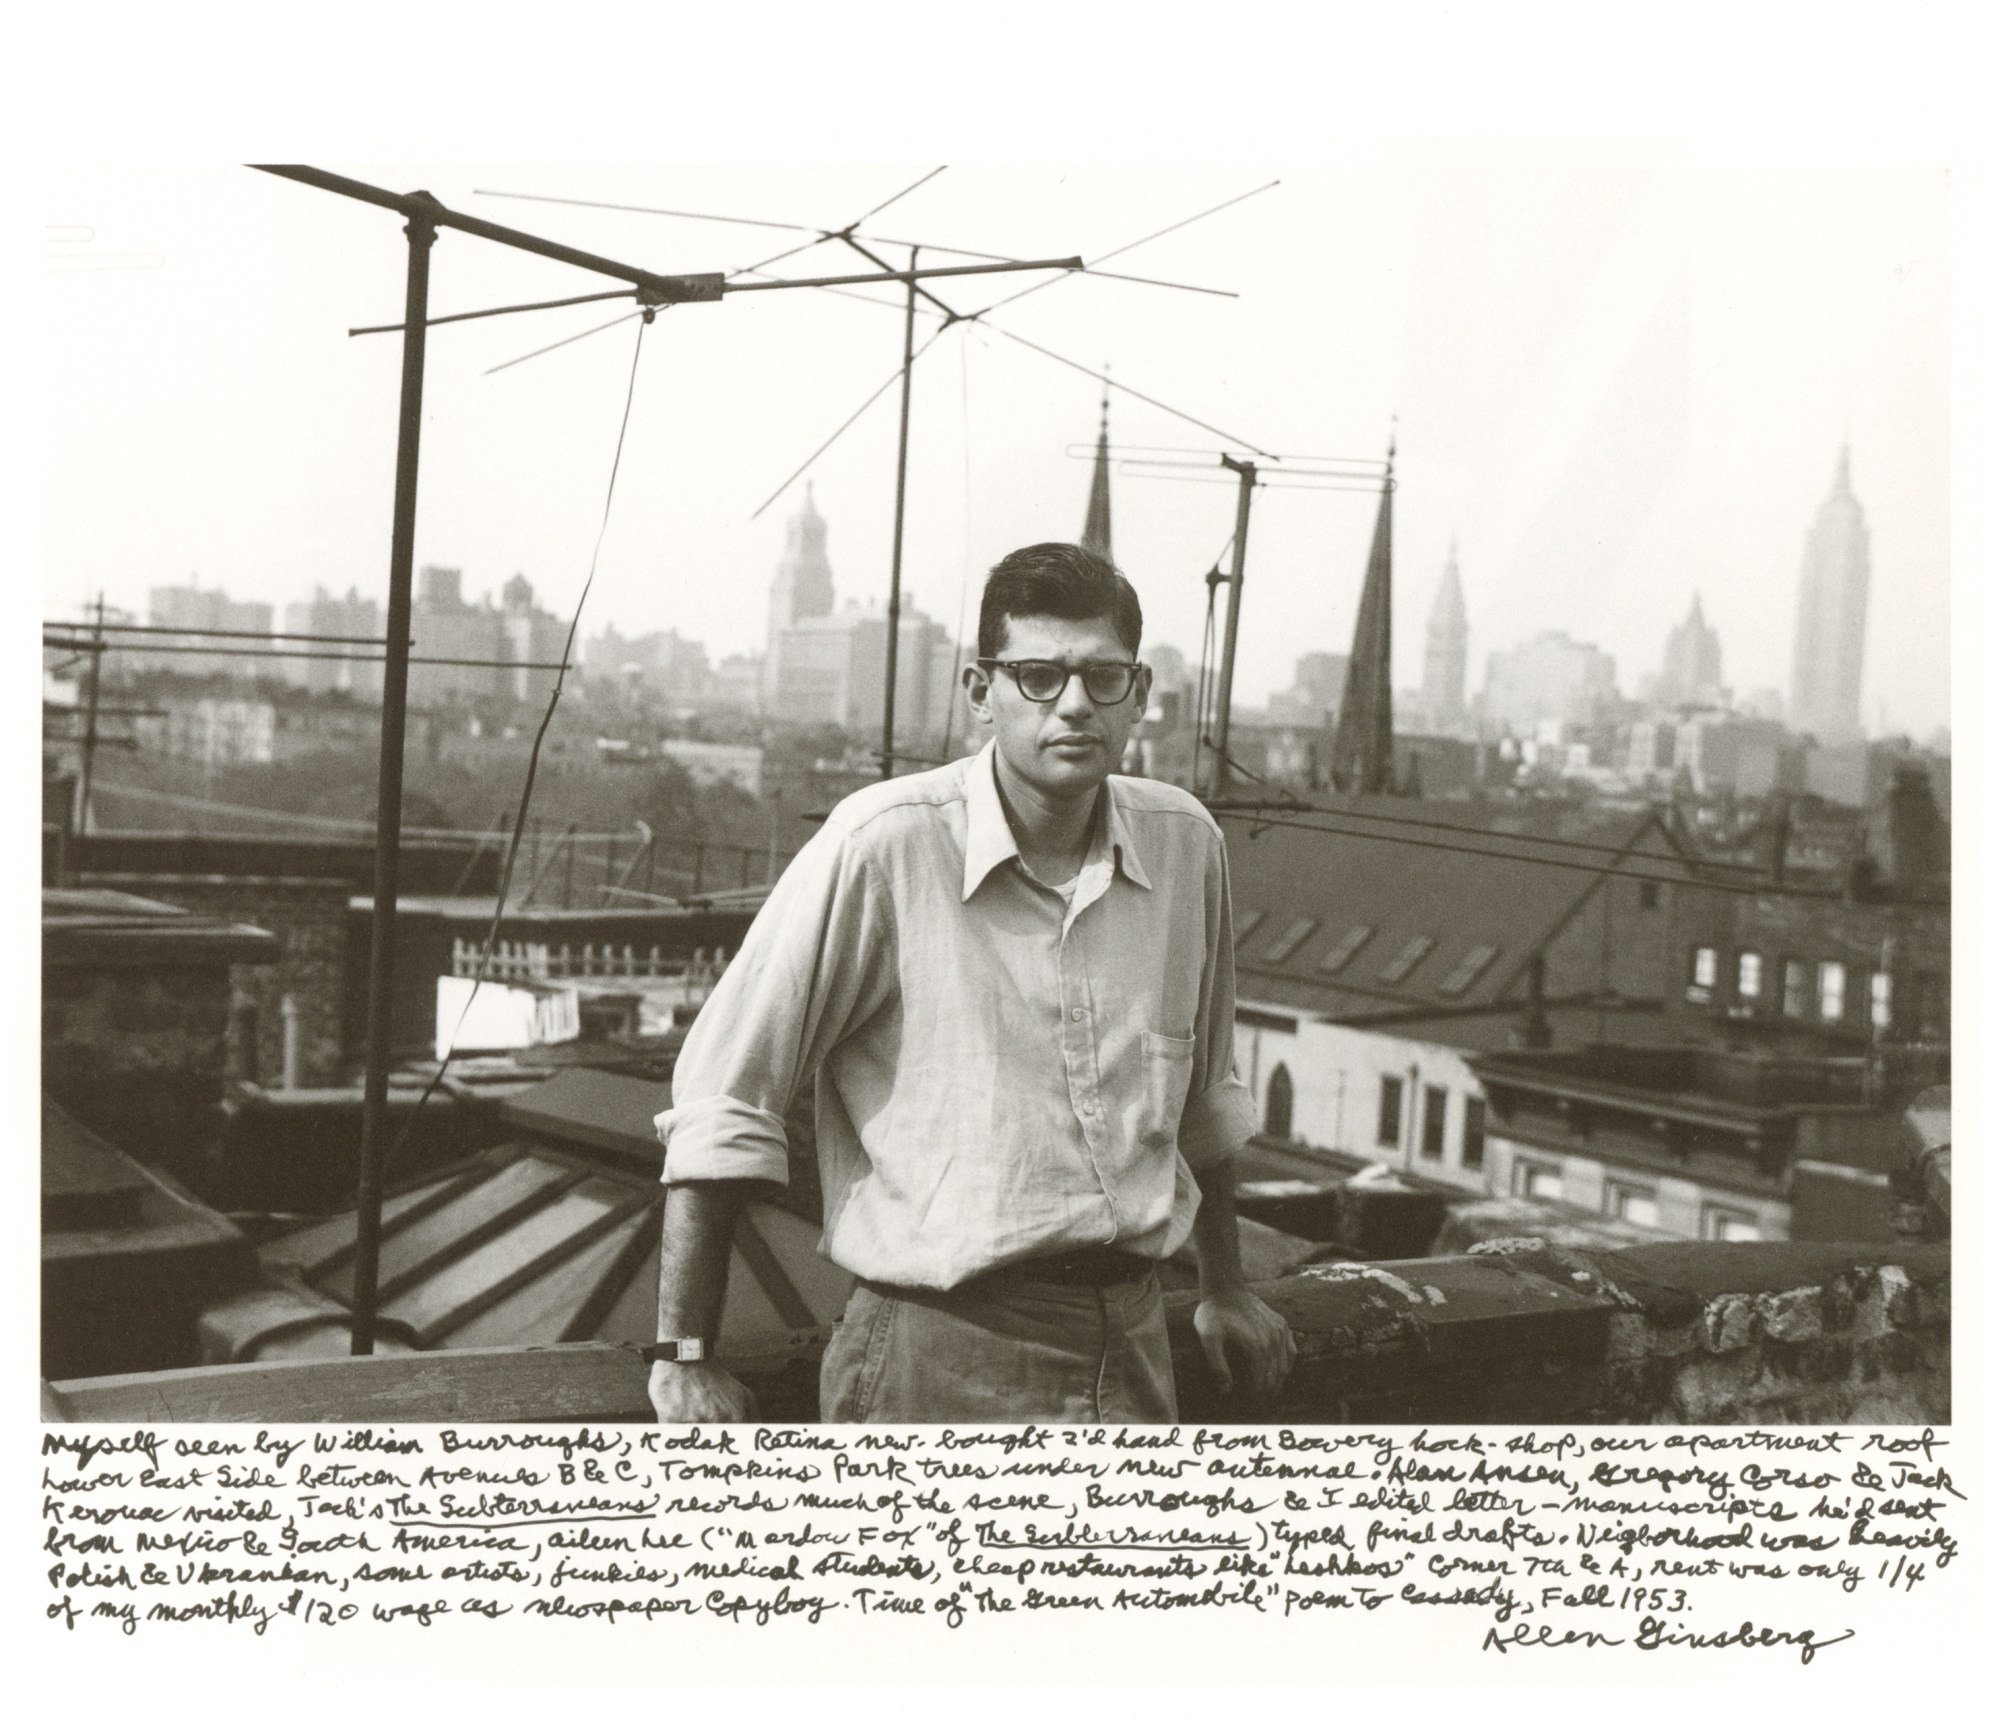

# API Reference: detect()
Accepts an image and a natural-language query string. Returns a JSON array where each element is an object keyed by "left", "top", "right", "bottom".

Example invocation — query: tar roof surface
[{"left": 1218, "top": 800, "right": 1683, "bottom": 1018}]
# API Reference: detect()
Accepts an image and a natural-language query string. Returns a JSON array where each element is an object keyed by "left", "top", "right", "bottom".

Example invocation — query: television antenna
[
  {"left": 1071, "top": 444, "right": 1394, "bottom": 797},
  {"left": 253, "top": 163, "right": 1088, "bottom": 1354},
  {"left": 464, "top": 173, "right": 1282, "bottom": 775}
]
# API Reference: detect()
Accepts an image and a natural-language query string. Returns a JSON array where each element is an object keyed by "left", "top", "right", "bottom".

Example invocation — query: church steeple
[
  {"left": 1331, "top": 437, "right": 1397, "bottom": 793},
  {"left": 1080, "top": 375, "right": 1113, "bottom": 562}
]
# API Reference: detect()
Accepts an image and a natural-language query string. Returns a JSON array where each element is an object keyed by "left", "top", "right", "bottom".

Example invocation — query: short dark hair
[{"left": 976, "top": 542, "right": 1143, "bottom": 662}]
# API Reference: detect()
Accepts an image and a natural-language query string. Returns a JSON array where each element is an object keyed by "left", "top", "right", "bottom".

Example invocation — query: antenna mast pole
[
  {"left": 881, "top": 248, "right": 919, "bottom": 779},
  {"left": 1207, "top": 455, "right": 1256, "bottom": 798},
  {"left": 76, "top": 593, "right": 107, "bottom": 843},
  {"left": 350, "top": 199, "right": 438, "bottom": 1355}
]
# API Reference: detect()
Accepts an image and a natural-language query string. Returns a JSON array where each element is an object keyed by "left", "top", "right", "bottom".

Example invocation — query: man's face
[{"left": 966, "top": 613, "right": 1149, "bottom": 807}]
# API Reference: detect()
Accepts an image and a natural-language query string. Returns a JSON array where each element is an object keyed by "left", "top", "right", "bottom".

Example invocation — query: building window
[
  {"left": 1461, "top": 1096, "right": 1486, "bottom": 1171},
  {"left": 1702, "top": 1204, "right": 1761, "bottom": 1243},
  {"left": 1686, "top": 945, "right": 1718, "bottom": 1005},
  {"left": 1782, "top": 958, "right": 1809, "bottom": 1019},
  {"left": 1264, "top": 1063, "right": 1294, "bottom": 1139},
  {"left": 1379, "top": 935, "right": 1437, "bottom": 985},
  {"left": 1420, "top": 1084, "right": 1447, "bottom": 1160},
  {"left": 1514, "top": 1158, "right": 1563, "bottom": 1202},
  {"left": 1437, "top": 943, "right": 1500, "bottom": 997},
  {"left": 1736, "top": 951, "right": 1763, "bottom": 1003},
  {"left": 1318, "top": 925, "right": 1374, "bottom": 974},
  {"left": 1637, "top": 879, "right": 1660, "bottom": 911},
  {"left": 1869, "top": 970, "right": 1893, "bottom": 1032},
  {"left": 1232, "top": 910, "right": 1266, "bottom": 949},
  {"left": 1262, "top": 917, "right": 1319, "bottom": 964},
  {"left": 1818, "top": 960, "right": 1847, "bottom": 1022},
  {"left": 1376, "top": 1075, "right": 1404, "bottom": 1148},
  {"left": 1605, "top": 1181, "right": 1660, "bottom": 1229}
]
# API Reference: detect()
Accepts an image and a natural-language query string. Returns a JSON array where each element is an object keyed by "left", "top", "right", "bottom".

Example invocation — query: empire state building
[{"left": 1788, "top": 446, "right": 1871, "bottom": 744}]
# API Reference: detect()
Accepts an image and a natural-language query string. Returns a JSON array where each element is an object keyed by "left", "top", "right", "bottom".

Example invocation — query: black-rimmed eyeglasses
[{"left": 977, "top": 658, "right": 1146, "bottom": 705}]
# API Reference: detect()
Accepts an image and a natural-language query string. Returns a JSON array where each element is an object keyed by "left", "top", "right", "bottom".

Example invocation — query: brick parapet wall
[
  {"left": 1164, "top": 1237, "right": 1949, "bottom": 1425},
  {"left": 48, "top": 1238, "right": 1950, "bottom": 1425},
  {"left": 42, "top": 960, "right": 234, "bottom": 1187},
  {"left": 80, "top": 874, "right": 352, "bottom": 1087}
]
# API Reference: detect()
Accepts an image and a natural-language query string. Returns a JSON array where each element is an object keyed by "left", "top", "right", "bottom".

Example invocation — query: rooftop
[
  {"left": 1473, "top": 1042, "right": 1884, "bottom": 1122},
  {"left": 42, "top": 886, "right": 278, "bottom": 966},
  {"left": 1218, "top": 801, "right": 1686, "bottom": 1016}
]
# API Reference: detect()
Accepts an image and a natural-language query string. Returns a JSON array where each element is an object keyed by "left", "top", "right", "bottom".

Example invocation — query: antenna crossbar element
[
  {"left": 254, "top": 165, "right": 727, "bottom": 303},
  {"left": 350, "top": 258, "right": 1084, "bottom": 338},
  {"left": 249, "top": 163, "right": 1088, "bottom": 1356},
  {"left": 730, "top": 256, "right": 1081, "bottom": 294}
]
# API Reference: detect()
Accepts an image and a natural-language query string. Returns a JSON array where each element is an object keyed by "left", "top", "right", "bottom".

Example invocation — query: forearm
[
  {"left": 656, "top": 1179, "right": 759, "bottom": 1344},
  {"left": 1189, "top": 1157, "right": 1247, "bottom": 1298}
]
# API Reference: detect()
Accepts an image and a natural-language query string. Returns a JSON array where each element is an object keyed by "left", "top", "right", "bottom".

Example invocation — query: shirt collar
[{"left": 961, "top": 742, "right": 1153, "bottom": 901}]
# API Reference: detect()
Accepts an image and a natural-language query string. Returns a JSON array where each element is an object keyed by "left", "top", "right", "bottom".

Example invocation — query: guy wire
[{"left": 390, "top": 312, "right": 656, "bottom": 1159}]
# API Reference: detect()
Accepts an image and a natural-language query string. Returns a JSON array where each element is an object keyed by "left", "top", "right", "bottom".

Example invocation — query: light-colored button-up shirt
[{"left": 655, "top": 742, "right": 1255, "bottom": 1290}]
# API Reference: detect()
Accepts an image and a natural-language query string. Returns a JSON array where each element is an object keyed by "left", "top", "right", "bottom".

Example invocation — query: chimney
[
  {"left": 1515, "top": 953, "right": 1553, "bottom": 1050},
  {"left": 1868, "top": 763, "right": 1946, "bottom": 890}
]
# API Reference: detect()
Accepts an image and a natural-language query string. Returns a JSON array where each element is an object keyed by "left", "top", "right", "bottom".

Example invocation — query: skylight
[
  {"left": 1437, "top": 943, "right": 1500, "bottom": 996},
  {"left": 1262, "top": 916, "right": 1319, "bottom": 963},
  {"left": 1378, "top": 934, "right": 1436, "bottom": 984},
  {"left": 1316, "top": 924, "right": 1374, "bottom": 974}
]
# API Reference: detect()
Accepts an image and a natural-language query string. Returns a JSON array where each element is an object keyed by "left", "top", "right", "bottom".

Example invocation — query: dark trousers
[{"left": 819, "top": 1272, "right": 1176, "bottom": 1424}]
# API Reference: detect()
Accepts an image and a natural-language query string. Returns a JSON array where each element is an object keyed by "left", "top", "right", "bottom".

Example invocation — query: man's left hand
[{"left": 1192, "top": 1286, "right": 1297, "bottom": 1400}]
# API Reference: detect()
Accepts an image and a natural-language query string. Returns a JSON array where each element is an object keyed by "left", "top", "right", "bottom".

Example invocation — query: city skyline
[
  {"left": 102, "top": 456, "right": 1917, "bottom": 751},
  {"left": 43, "top": 156, "right": 1949, "bottom": 740}
]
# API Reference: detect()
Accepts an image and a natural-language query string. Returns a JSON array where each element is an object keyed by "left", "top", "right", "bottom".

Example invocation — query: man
[{"left": 649, "top": 542, "right": 1294, "bottom": 1422}]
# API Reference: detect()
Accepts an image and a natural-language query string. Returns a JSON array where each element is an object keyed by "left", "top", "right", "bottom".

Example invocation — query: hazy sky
[{"left": 42, "top": 149, "right": 1951, "bottom": 737}]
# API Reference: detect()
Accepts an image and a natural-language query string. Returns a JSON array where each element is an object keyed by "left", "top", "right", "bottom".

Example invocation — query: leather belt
[{"left": 859, "top": 1246, "right": 1157, "bottom": 1303}]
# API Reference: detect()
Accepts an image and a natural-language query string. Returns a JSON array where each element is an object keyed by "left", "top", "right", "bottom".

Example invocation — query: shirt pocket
[{"left": 1138, "top": 1029, "right": 1197, "bottom": 1154}]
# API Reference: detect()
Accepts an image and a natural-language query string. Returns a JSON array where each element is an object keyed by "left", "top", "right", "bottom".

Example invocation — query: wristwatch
[{"left": 641, "top": 1338, "right": 709, "bottom": 1364}]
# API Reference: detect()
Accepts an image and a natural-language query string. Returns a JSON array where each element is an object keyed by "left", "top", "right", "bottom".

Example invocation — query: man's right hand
[{"left": 648, "top": 1358, "right": 758, "bottom": 1423}]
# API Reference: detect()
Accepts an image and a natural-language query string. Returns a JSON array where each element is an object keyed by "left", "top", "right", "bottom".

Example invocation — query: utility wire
[
  {"left": 46, "top": 621, "right": 391, "bottom": 645},
  {"left": 749, "top": 303, "right": 1268, "bottom": 507},
  {"left": 729, "top": 234, "right": 833, "bottom": 279},
  {"left": 480, "top": 175, "right": 1265, "bottom": 467},
  {"left": 750, "top": 323, "right": 953, "bottom": 519},
  {"left": 486, "top": 307, "right": 648, "bottom": 377},
  {"left": 474, "top": 186, "right": 1019, "bottom": 267},
  {"left": 80, "top": 780, "right": 624, "bottom": 844},
  {"left": 1216, "top": 805, "right": 1857, "bottom": 904},
  {"left": 853, "top": 165, "right": 947, "bottom": 225},
  {"left": 473, "top": 189, "right": 820, "bottom": 234},
  {"left": 348, "top": 287, "right": 638, "bottom": 338},
  {"left": 983, "top": 322, "right": 1273, "bottom": 457},
  {"left": 397, "top": 314, "right": 653, "bottom": 1154},
  {"left": 939, "top": 330, "right": 978, "bottom": 761},
  {"left": 44, "top": 636, "right": 572, "bottom": 671},
  {"left": 973, "top": 178, "right": 1279, "bottom": 318},
  {"left": 1208, "top": 782, "right": 1740, "bottom": 867}
]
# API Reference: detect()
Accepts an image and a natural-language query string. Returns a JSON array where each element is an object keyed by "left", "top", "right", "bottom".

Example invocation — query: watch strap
[{"left": 641, "top": 1338, "right": 708, "bottom": 1364}]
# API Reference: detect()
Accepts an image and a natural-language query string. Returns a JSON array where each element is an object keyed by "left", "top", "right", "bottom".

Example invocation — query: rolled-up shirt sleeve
[
  {"left": 1176, "top": 829, "right": 1256, "bottom": 1172},
  {"left": 656, "top": 818, "right": 893, "bottom": 1187}
]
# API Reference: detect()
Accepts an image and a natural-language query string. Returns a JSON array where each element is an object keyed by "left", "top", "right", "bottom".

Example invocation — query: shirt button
[{"left": 1070, "top": 1007, "right": 1085, "bottom": 1021}]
